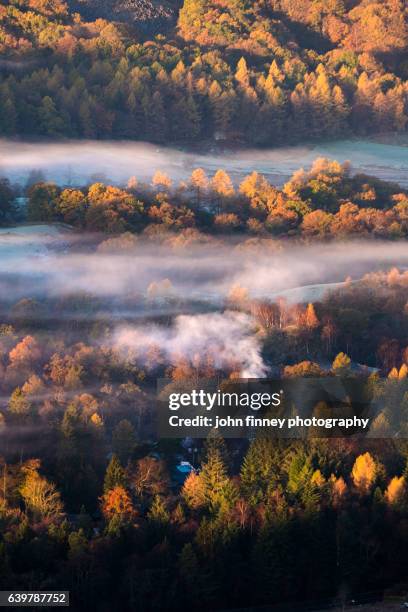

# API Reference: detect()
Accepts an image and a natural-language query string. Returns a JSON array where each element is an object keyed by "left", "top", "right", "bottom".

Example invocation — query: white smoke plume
[{"left": 114, "top": 311, "right": 267, "bottom": 378}]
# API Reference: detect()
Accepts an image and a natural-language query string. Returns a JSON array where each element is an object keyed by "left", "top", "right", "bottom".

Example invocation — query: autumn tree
[
  {"left": 332, "top": 352, "right": 351, "bottom": 373},
  {"left": 57, "top": 188, "right": 87, "bottom": 225},
  {"left": 283, "top": 361, "right": 323, "bottom": 378},
  {"left": 101, "top": 485, "right": 135, "bottom": 522},
  {"left": 22, "top": 374, "right": 45, "bottom": 398},
  {"left": 351, "top": 452, "right": 378, "bottom": 494},
  {"left": 47, "top": 354, "right": 83, "bottom": 390},
  {"left": 129, "top": 456, "right": 169, "bottom": 502},
  {"left": 304, "top": 303, "right": 319, "bottom": 330},
  {"left": 211, "top": 170, "right": 234, "bottom": 214},
  {"left": 189, "top": 168, "right": 209, "bottom": 209},
  {"left": 20, "top": 463, "right": 64, "bottom": 522},
  {"left": 330, "top": 474, "right": 347, "bottom": 506},
  {"left": 182, "top": 471, "right": 206, "bottom": 510},
  {"left": 152, "top": 171, "right": 172, "bottom": 192},
  {"left": 8, "top": 388, "right": 32, "bottom": 419},
  {"left": 27, "top": 183, "right": 59, "bottom": 222},
  {"left": 9, "top": 336, "right": 41, "bottom": 370},
  {"left": 385, "top": 475, "right": 405, "bottom": 504}
]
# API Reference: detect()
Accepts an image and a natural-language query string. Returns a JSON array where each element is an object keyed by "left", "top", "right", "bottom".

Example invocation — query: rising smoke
[{"left": 114, "top": 311, "right": 267, "bottom": 378}]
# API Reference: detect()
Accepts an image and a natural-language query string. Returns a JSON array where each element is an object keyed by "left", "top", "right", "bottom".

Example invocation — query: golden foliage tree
[
  {"left": 330, "top": 474, "right": 347, "bottom": 506},
  {"left": 385, "top": 475, "right": 405, "bottom": 504},
  {"left": 304, "top": 303, "right": 319, "bottom": 329},
  {"left": 351, "top": 452, "right": 377, "bottom": 493},
  {"left": 20, "top": 464, "right": 64, "bottom": 521},
  {"left": 332, "top": 352, "right": 351, "bottom": 372},
  {"left": 182, "top": 471, "right": 206, "bottom": 510},
  {"left": 152, "top": 171, "right": 172, "bottom": 191}
]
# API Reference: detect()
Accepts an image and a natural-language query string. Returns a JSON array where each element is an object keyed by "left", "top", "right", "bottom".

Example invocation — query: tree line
[
  {"left": 1, "top": 0, "right": 408, "bottom": 142},
  {"left": 3, "top": 158, "right": 406, "bottom": 239}
]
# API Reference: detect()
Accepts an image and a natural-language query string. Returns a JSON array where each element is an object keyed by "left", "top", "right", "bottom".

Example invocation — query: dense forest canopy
[
  {"left": 1, "top": 0, "right": 408, "bottom": 142},
  {"left": 3, "top": 2, "right": 408, "bottom": 610}
]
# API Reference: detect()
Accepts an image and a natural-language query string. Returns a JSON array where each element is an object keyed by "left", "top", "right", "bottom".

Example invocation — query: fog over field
[
  {"left": 1, "top": 226, "right": 408, "bottom": 375},
  {"left": 3, "top": 138, "right": 408, "bottom": 186},
  {"left": 2, "top": 226, "right": 408, "bottom": 304}
]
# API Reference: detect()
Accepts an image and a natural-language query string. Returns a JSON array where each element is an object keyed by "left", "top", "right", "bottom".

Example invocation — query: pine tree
[
  {"left": 178, "top": 541, "right": 215, "bottom": 602},
  {"left": 203, "top": 430, "right": 230, "bottom": 467},
  {"left": 0, "top": 179, "right": 16, "bottom": 225},
  {"left": 257, "top": 83, "right": 286, "bottom": 144},
  {"left": 200, "top": 448, "right": 237, "bottom": 514},
  {"left": 235, "top": 57, "right": 250, "bottom": 89},
  {"left": 211, "top": 169, "right": 234, "bottom": 214},
  {"left": 148, "top": 494, "right": 170, "bottom": 525},
  {"left": 267, "top": 60, "right": 285, "bottom": 84},
  {"left": 78, "top": 94, "right": 96, "bottom": 138},
  {"left": 332, "top": 85, "right": 349, "bottom": 135},
  {"left": 0, "top": 94, "right": 17, "bottom": 135},
  {"left": 38, "top": 96, "right": 65, "bottom": 136},
  {"left": 179, "top": 542, "right": 199, "bottom": 585},
  {"left": 352, "top": 72, "right": 379, "bottom": 133},
  {"left": 112, "top": 420, "right": 136, "bottom": 464},
  {"left": 170, "top": 59, "right": 185, "bottom": 84},
  {"left": 309, "top": 70, "right": 334, "bottom": 137},
  {"left": 240, "top": 438, "right": 281, "bottom": 505},
  {"left": 399, "top": 363, "right": 408, "bottom": 379},
  {"left": 171, "top": 95, "right": 201, "bottom": 140},
  {"left": 290, "top": 83, "right": 310, "bottom": 140},
  {"left": 190, "top": 168, "right": 209, "bottom": 209},
  {"left": 68, "top": 528, "right": 88, "bottom": 560},
  {"left": 210, "top": 87, "right": 237, "bottom": 137},
  {"left": 305, "top": 303, "right": 319, "bottom": 330},
  {"left": 287, "top": 450, "right": 314, "bottom": 496},
  {"left": 150, "top": 91, "right": 167, "bottom": 142},
  {"left": 104, "top": 455, "right": 127, "bottom": 493}
]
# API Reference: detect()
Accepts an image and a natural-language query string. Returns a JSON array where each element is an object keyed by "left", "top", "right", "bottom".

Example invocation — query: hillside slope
[{"left": 1, "top": 0, "right": 408, "bottom": 144}]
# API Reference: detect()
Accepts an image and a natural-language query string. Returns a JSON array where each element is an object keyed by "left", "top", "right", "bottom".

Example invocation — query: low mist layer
[
  {"left": 3, "top": 138, "right": 408, "bottom": 186},
  {"left": 1, "top": 227, "right": 408, "bottom": 376},
  {"left": 1, "top": 227, "right": 408, "bottom": 304}
]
